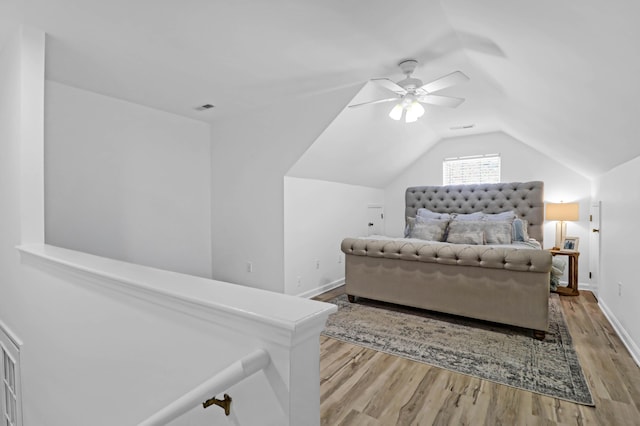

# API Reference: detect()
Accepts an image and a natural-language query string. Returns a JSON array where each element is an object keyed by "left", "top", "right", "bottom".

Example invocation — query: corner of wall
[{"left": 19, "top": 25, "right": 46, "bottom": 245}]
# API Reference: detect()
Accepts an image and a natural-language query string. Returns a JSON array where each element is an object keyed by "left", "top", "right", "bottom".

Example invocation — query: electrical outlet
[
  {"left": 618, "top": 281, "right": 622, "bottom": 296},
  {"left": 246, "top": 261, "right": 253, "bottom": 273},
  {"left": 316, "top": 259, "right": 320, "bottom": 269},
  {"left": 338, "top": 254, "right": 342, "bottom": 264},
  {"left": 297, "top": 276, "right": 302, "bottom": 287}
]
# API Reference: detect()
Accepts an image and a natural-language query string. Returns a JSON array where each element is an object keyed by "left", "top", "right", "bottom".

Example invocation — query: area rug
[{"left": 322, "top": 294, "right": 594, "bottom": 406}]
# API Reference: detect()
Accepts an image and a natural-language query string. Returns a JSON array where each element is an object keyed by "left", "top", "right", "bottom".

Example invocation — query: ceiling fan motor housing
[
  {"left": 398, "top": 77, "right": 423, "bottom": 91},
  {"left": 398, "top": 60, "right": 422, "bottom": 91},
  {"left": 398, "top": 59, "right": 418, "bottom": 75}
]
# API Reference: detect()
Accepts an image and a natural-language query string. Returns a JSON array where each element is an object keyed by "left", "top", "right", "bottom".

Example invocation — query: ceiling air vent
[
  {"left": 194, "top": 104, "right": 215, "bottom": 111},
  {"left": 449, "top": 124, "right": 475, "bottom": 130}
]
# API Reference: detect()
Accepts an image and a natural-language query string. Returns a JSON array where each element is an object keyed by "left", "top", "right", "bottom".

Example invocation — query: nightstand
[{"left": 549, "top": 249, "right": 580, "bottom": 296}]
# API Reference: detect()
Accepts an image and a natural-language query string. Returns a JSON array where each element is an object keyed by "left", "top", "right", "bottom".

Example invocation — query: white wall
[
  {"left": 594, "top": 157, "right": 640, "bottom": 364},
  {"left": 45, "top": 81, "right": 212, "bottom": 278},
  {"left": 1, "top": 27, "right": 334, "bottom": 425},
  {"left": 284, "top": 177, "right": 384, "bottom": 296},
  {"left": 383, "top": 131, "right": 593, "bottom": 285},
  {"left": 210, "top": 85, "right": 361, "bottom": 292}
]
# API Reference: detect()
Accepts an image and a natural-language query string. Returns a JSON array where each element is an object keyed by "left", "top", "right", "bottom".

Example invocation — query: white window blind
[{"left": 443, "top": 154, "right": 500, "bottom": 185}]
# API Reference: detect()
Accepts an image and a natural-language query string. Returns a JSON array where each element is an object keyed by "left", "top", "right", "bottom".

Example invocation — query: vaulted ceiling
[{"left": 7, "top": 0, "right": 640, "bottom": 182}]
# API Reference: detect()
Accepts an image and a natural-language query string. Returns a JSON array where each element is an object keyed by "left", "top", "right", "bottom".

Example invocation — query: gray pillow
[
  {"left": 446, "top": 230, "right": 485, "bottom": 245},
  {"left": 446, "top": 220, "right": 513, "bottom": 245},
  {"left": 405, "top": 216, "right": 449, "bottom": 238},
  {"left": 409, "top": 220, "right": 449, "bottom": 241},
  {"left": 404, "top": 217, "right": 415, "bottom": 237},
  {"left": 446, "top": 221, "right": 486, "bottom": 244},
  {"left": 484, "top": 222, "right": 513, "bottom": 244}
]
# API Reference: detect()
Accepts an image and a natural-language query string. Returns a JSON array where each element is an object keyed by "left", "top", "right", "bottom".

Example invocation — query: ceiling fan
[{"left": 349, "top": 59, "right": 469, "bottom": 123}]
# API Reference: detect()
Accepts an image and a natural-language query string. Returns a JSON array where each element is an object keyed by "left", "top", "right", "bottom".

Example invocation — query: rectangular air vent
[
  {"left": 194, "top": 104, "right": 215, "bottom": 111},
  {"left": 449, "top": 124, "right": 475, "bottom": 130}
]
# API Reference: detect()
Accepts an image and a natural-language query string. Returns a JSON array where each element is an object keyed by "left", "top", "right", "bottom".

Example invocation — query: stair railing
[{"left": 138, "top": 348, "right": 270, "bottom": 426}]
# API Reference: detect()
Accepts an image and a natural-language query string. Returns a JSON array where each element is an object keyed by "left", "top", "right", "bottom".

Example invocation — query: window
[
  {"left": 443, "top": 154, "right": 500, "bottom": 185},
  {"left": 0, "top": 324, "right": 21, "bottom": 426}
]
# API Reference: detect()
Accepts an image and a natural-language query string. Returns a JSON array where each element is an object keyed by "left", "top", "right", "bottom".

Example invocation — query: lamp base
[{"left": 555, "top": 221, "right": 567, "bottom": 249}]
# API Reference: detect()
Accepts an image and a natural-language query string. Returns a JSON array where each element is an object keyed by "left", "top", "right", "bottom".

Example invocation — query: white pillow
[
  {"left": 451, "top": 212, "right": 484, "bottom": 221},
  {"left": 483, "top": 211, "right": 516, "bottom": 222},
  {"left": 416, "top": 208, "right": 452, "bottom": 220}
]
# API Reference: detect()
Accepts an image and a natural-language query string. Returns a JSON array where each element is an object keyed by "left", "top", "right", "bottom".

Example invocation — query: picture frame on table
[{"left": 562, "top": 236, "right": 579, "bottom": 251}]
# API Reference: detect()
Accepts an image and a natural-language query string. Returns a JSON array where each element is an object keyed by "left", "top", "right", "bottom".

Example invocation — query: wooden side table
[{"left": 549, "top": 249, "right": 580, "bottom": 296}]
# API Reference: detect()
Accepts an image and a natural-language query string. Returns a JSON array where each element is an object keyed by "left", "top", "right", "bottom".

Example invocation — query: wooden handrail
[{"left": 138, "top": 348, "right": 270, "bottom": 426}]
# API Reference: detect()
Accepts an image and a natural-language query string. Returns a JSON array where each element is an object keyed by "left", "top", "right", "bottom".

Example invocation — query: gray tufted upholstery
[
  {"left": 341, "top": 238, "right": 551, "bottom": 273},
  {"left": 405, "top": 181, "right": 544, "bottom": 244}
]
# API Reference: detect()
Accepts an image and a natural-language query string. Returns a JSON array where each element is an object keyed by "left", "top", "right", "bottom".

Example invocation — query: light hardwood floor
[{"left": 316, "top": 287, "right": 640, "bottom": 425}]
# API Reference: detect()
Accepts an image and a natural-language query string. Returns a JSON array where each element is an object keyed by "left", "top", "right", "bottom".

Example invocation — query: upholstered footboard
[{"left": 340, "top": 238, "right": 552, "bottom": 337}]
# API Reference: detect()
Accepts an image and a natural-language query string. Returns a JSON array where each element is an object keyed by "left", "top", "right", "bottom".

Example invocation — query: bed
[{"left": 340, "top": 181, "right": 552, "bottom": 339}]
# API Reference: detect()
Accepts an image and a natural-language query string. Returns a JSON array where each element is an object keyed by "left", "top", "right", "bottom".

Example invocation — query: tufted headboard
[{"left": 405, "top": 181, "right": 544, "bottom": 244}]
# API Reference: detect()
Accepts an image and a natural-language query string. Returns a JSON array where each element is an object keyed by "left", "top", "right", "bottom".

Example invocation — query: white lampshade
[{"left": 388, "top": 104, "right": 403, "bottom": 121}]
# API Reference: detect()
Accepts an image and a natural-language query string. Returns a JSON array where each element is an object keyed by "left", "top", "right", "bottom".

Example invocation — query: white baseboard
[
  {"left": 598, "top": 299, "right": 640, "bottom": 368},
  {"left": 578, "top": 281, "right": 596, "bottom": 292},
  {"left": 557, "top": 280, "right": 596, "bottom": 293},
  {"left": 297, "top": 278, "right": 344, "bottom": 299}
]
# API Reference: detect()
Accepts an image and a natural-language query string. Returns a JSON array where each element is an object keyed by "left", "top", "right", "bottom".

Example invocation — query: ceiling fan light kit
[{"left": 351, "top": 59, "right": 469, "bottom": 123}]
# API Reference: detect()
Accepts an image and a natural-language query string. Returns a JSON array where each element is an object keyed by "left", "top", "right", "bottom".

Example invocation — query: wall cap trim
[{"left": 17, "top": 244, "right": 336, "bottom": 347}]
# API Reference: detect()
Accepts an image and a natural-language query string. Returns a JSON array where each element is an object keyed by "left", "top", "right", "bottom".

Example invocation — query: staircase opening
[{"left": 0, "top": 323, "right": 22, "bottom": 426}]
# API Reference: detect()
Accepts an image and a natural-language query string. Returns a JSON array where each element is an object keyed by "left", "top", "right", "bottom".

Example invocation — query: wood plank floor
[{"left": 316, "top": 287, "right": 640, "bottom": 425}]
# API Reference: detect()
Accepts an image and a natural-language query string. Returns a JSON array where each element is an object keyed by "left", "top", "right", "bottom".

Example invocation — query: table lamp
[{"left": 546, "top": 202, "right": 579, "bottom": 249}]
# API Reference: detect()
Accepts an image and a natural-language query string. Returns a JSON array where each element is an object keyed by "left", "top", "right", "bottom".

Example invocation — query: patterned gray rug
[{"left": 322, "top": 294, "right": 594, "bottom": 406}]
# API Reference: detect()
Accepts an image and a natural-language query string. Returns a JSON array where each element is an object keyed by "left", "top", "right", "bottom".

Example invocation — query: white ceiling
[{"left": 8, "top": 0, "right": 640, "bottom": 182}]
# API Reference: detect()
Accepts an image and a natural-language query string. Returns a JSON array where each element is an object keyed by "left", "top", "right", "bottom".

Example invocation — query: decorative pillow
[
  {"left": 451, "top": 212, "right": 485, "bottom": 221},
  {"left": 512, "top": 218, "right": 530, "bottom": 242},
  {"left": 409, "top": 220, "right": 449, "bottom": 241},
  {"left": 416, "top": 208, "right": 452, "bottom": 220},
  {"left": 446, "top": 221, "right": 486, "bottom": 245},
  {"left": 446, "top": 230, "right": 485, "bottom": 245},
  {"left": 484, "top": 222, "right": 513, "bottom": 244},
  {"left": 483, "top": 211, "right": 516, "bottom": 222},
  {"left": 404, "top": 217, "right": 415, "bottom": 237},
  {"left": 405, "top": 216, "right": 449, "bottom": 237}
]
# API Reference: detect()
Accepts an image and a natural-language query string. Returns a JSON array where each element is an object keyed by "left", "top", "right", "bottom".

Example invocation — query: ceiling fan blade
[
  {"left": 348, "top": 97, "right": 398, "bottom": 108},
  {"left": 417, "top": 94, "right": 465, "bottom": 108},
  {"left": 419, "top": 71, "right": 469, "bottom": 94},
  {"left": 371, "top": 78, "right": 407, "bottom": 95}
]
